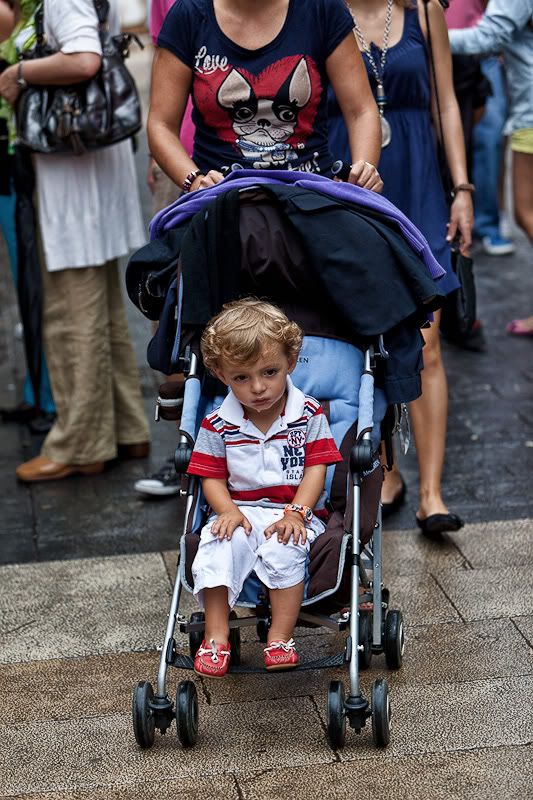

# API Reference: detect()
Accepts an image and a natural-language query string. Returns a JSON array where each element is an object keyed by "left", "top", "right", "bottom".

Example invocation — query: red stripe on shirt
[
  {"left": 187, "top": 452, "right": 229, "bottom": 478},
  {"left": 305, "top": 437, "right": 343, "bottom": 466},
  {"left": 229, "top": 485, "right": 297, "bottom": 504}
]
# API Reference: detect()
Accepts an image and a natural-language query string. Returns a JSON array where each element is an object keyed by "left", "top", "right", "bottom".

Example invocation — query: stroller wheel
[
  {"left": 384, "top": 609, "right": 405, "bottom": 670},
  {"left": 371, "top": 678, "right": 391, "bottom": 748},
  {"left": 358, "top": 611, "right": 373, "bottom": 670},
  {"left": 132, "top": 681, "right": 156, "bottom": 749},
  {"left": 229, "top": 610, "right": 241, "bottom": 665},
  {"left": 327, "top": 680, "right": 346, "bottom": 749},
  {"left": 189, "top": 612, "right": 205, "bottom": 659},
  {"left": 175, "top": 680, "right": 199, "bottom": 748}
]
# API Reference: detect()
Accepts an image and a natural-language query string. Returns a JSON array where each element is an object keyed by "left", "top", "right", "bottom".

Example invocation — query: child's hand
[
  {"left": 211, "top": 509, "right": 252, "bottom": 540},
  {"left": 265, "top": 512, "right": 308, "bottom": 546}
]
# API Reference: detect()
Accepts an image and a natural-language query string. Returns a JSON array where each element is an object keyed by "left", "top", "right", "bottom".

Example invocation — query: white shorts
[{"left": 191, "top": 505, "right": 325, "bottom": 608}]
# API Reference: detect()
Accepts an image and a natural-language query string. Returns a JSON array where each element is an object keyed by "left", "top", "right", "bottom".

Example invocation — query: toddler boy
[{"left": 188, "top": 298, "right": 342, "bottom": 676}]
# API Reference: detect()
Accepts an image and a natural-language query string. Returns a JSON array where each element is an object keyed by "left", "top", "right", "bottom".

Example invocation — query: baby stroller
[{"left": 128, "top": 168, "right": 445, "bottom": 752}]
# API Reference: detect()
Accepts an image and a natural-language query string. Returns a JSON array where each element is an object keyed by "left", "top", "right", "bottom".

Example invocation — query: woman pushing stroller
[
  {"left": 136, "top": 0, "right": 386, "bottom": 497},
  {"left": 187, "top": 299, "right": 342, "bottom": 677}
]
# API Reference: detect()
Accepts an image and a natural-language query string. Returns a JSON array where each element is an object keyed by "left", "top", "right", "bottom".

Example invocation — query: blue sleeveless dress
[{"left": 328, "top": 6, "right": 459, "bottom": 294}]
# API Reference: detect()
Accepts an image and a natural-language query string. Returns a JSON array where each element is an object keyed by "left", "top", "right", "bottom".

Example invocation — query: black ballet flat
[
  {"left": 416, "top": 513, "right": 464, "bottom": 537},
  {"left": 381, "top": 479, "right": 407, "bottom": 519}
]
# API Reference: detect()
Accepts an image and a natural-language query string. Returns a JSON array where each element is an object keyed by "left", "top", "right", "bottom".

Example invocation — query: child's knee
[{"left": 257, "top": 538, "right": 308, "bottom": 586}]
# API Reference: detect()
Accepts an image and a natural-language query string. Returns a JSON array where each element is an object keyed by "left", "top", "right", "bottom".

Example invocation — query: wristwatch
[
  {"left": 16, "top": 62, "right": 27, "bottom": 90},
  {"left": 284, "top": 503, "right": 313, "bottom": 523}
]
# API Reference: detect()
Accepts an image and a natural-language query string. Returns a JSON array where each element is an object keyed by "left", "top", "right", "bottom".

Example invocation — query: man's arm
[{"left": 448, "top": 0, "right": 533, "bottom": 56}]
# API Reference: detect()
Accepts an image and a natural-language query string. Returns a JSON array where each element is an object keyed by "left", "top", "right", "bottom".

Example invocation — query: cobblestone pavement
[{"left": 1, "top": 42, "right": 532, "bottom": 800}]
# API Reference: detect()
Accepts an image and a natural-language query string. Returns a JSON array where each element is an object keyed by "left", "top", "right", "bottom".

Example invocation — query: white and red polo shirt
[{"left": 187, "top": 376, "right": 342, "bottom": 513}]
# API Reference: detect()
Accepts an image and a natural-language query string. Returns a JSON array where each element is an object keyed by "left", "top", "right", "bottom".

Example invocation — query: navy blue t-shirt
[{"left": 158, "top": 0, "right": 353, "bottom": 174}]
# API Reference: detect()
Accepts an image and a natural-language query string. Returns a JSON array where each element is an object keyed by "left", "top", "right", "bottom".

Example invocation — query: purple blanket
[{"left": 150, "top": 169, "right": 445, "bottom": 281}]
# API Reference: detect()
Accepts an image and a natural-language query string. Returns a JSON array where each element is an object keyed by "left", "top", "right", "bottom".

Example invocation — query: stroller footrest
[{"left": 171, "top": 652, "right": 344, "bottom": 673}]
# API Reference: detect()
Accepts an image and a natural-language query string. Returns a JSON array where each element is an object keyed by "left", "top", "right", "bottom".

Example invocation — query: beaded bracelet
[
  {"left": 452, "top": 182, "right": 476, "bottom": 197},
  {"left": 181, "top": 169, "right": 202, "bottom": 193}
]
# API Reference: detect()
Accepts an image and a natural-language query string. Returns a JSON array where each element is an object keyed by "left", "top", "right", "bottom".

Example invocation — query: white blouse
[{"left": 34, "top": 0, "right": 146, "bottom": 271}]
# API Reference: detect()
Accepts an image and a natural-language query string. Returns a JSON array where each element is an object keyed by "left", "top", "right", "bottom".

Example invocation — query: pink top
[
  {"left": 445, "top": 0, "right": 485, "bottom": 29},
  {"left": 150, "top": 0, "right": 195, "bottom": 158},
  {"left": 150, "top": 0, "right": 175, "bottom": 43}
]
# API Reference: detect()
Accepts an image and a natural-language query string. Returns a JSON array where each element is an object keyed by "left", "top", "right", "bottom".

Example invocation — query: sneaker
[
  {"left": 264, "top": 638, "right": 299, "bottom": 671},
  {"left": 134, "top": 457, "right": 180, "bottom": 497},
  {"left": 194, "top": 639, "right": 231, "bottom": 678},
  {"left": 481, "top": 235, "right": 515, "bottom": 256}
]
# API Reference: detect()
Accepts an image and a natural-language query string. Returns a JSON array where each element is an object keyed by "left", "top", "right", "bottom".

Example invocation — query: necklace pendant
[{"left": 380, "top": 115, "right": 392, "bottom": 148}]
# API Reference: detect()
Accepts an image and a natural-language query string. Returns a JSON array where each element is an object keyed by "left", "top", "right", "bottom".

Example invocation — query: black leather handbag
[
  {"left": 439, "top": 250, "right": 477, "bottom": 341},
  {"left": 16, "top": 0, "right": 143, "bottom": 155}
]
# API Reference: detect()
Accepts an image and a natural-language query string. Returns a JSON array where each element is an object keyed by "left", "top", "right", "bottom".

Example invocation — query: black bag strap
[
  {"left": 93, "top": 0, "right": 110, "bottom": 28},
  {"left": 34, "top": 1, "right": 109, "bottom": 45},
  {"left": 422, "top": 0, "right": 453, "bottom": 199},
  {"left": 34, "top": 4, "right": 46, "bottom": 51}
]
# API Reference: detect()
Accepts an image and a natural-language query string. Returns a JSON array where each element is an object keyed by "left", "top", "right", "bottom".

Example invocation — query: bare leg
[
  {"left": 381, "top": 456, "right": 403, "bottom": 504},
  {"left": 203, "top": 586, "right": 230, "bottom": 644},
  {"left": 513, "top": 150, "right": 533, "bottom": 242},
  {"left": 268, "top": 582, "right": 304, "bottom": 643},
  {"left": 409, "top": 311, "right": 450, "bottom": 520},
  {"left": 507, "top": 151, "right": 533, "bottom": 333}
]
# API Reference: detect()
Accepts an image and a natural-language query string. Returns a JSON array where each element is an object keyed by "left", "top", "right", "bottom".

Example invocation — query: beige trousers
[
  {"left": 152, "top": 162, "right": 180, "bottom": 213},
  {"left": 40, "top": 259, "right": 150, "bottom": 464}
]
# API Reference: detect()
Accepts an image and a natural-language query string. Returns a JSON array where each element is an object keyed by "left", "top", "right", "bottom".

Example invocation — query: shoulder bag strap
[
  {"left": 422, "top": 0, "right": 453, "bottom": 199},
  {"left": 93, "top": 0, "right": 110, "bottom": 26},
  {"left": 34, "top": 3, "right": 46, "bottom": 51}
]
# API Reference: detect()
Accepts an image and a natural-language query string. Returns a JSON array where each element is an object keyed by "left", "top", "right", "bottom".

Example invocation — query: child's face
[{"left": 216, "top": 343, "right": 296, "bottom": 417}]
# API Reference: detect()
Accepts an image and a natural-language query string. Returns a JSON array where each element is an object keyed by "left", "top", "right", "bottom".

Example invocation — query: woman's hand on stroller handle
[
  {"left": 332, "top": 159, "right": 383, "bottom": 193},
  {"left": 189, "top": 169, "right": 225, "bottom": 192},
  {"left": 265, "top": 512, "right": 308, "bottom": 546}
]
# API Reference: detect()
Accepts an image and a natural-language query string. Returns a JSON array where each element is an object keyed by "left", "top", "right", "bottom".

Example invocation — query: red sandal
[
  {"left": 264, "top": 638, "right": 299, "bottom": 671},
  {"left": 194, "top": 639, "right": 231, "bottom": 678}
]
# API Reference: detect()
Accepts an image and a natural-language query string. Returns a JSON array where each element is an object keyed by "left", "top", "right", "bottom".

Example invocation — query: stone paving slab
[
  {"left": 448, "top": 518, "right": 533, "bottom": 568},
  {"left": 187, "top": 617, "right": 532, "bottom": 706},
  {"left": 240, "top": 745, "right": 533, "bottom": 800},
  {"left": 3, "top": 675, "right": 531, "bottom": 796},
  {"left": 381, "top": 529, "right": 467, "bottom": 574},
  {"left": 9, "top": 776, "right": 240, "bottom": 800},
  {"left": 383, "top": 573, "right": 461, "bottom": 626},
  {"left": 333, "top": 675, "right": 533, "bottom": 759},
  {"left": 435, "top": 565, "right": 533, "bottom": 622},
  {"left": 0, "top": 554, "right": 171, "bottom": 662},
  {"left": 0, "top": 651, "right": 160, "bottom": 725},
  {"left": 3, "top": 617, "right": 528, "bottom": 730},
  {"left": 512, "top": 615, "right": 533, "bottom": 647},
  {"left": 0, "top": 698, "right": 334, "bottom": 796}
]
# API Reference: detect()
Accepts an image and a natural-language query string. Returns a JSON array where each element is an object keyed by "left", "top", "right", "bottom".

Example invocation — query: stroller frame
[{"left": 132, "top": 346, "right": 405, "bottom": 751}]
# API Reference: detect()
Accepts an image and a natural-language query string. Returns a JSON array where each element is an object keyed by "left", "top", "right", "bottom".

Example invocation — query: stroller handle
[
  {"left": 220, "top": 162, "right": 352, "bottom": 180},
  {"left": 220, "top": 163, "right": 245, "bottom": 176},
  {"left": 331, "top": 160, "right": 351, "bottom": 182}
]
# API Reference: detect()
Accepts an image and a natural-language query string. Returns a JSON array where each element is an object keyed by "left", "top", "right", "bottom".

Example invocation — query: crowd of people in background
[{"left": 0, "top": 0, "right": 531, "bottom": 535}]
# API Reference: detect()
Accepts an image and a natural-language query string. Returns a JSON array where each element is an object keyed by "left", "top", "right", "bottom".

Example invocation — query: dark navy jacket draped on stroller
[{"left": 127, "top": 171, "right": 446, "bottom": 405}]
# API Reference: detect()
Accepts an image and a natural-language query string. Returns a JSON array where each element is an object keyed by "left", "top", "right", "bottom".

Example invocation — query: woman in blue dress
[{"left": 329, "top": 0, "right": 473, "bottom": 535}]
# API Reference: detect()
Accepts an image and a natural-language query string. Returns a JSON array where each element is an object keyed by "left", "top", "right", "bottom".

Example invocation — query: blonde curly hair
[{"left": 201, "top": 298, "right": 303, "bottom": 374}]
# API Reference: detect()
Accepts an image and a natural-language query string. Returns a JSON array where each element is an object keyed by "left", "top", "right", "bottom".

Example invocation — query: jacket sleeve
[{"left": 448, "top": 0, "right": 533, "bottom": 56}]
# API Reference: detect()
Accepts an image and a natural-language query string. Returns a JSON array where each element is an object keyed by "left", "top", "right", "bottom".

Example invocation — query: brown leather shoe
[
  {"left": 117, "top": 442, "right": 150, "bottom": 460},
  {"left": 16, "top": 455, "right": 105, "bottom": 483}
]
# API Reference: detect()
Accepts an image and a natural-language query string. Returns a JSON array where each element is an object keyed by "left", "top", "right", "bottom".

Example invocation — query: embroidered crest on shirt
[
  {"left": 287, "top": 429, "right": 306, "bottom": 449},
  {"left": 194, "top": 54, "right": 321, "bottom": 168}
]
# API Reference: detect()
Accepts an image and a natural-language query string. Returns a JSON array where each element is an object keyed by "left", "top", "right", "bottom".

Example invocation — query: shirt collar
[{"left": 218, "top": 375, "right": 306, "bottom": 435}]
